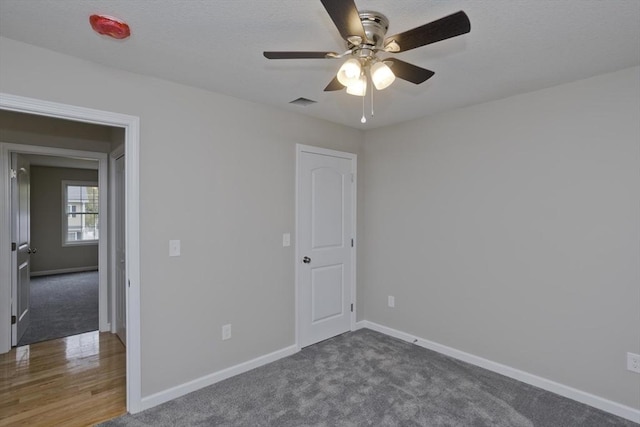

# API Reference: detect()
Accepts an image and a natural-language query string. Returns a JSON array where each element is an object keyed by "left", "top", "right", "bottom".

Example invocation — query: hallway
[{"left": 0, "top": 331, "right": 126, "bottom": 426}]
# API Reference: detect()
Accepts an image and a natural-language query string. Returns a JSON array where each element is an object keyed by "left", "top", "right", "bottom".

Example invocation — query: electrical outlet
[
  {"left": 628, "top": 352, "right": 640, "bottom": 373},
  {"left": 388, "top": 295, "right": 395, "bottom": 308},
  {"left": 222, "top": 324, "right": 232, "bottom": 341}
]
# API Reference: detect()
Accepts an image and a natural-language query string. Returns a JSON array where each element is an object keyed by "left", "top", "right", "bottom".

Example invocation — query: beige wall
[
  {"left": 0, "top": 37, "right": 363, "bottom": 397},
  {"left": 361, "top": 66, "right": 640, "bottom": 409},
  {"left": 30, "top": 166, "right": 99, "bottom": 274}
]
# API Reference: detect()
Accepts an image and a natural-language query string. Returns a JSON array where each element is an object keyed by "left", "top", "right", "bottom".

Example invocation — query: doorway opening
[
  {"left": 0, "top": 93, "right": 142, "bottom": 412},
  {"left": 16, "top": 153, "right": 102, "bottom": 346}
]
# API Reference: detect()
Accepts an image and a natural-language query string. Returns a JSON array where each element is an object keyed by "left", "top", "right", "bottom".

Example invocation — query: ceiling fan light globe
[
  {"left": 337, "top": 58, "right": 362, "bottom": 86},
  {"left": 346, "top": 75, "right": 367, "bottom": 96},
  {"left": 371, "top": 61, "right": 395, "bottom": 90}
]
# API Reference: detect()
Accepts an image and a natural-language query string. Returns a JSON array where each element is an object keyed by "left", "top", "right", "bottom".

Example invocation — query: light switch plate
[
  {"left": 222, "top": 324, "right": 232, "bottom": 340},
  {"left": 628, "top": 352, "right": 640, "bottom": 373},
  {"left": 169, "top": 240, "right": 181, "bottom": 257},
  {"left": 283, "top": 233, "right": 291, "bottom": 247}
]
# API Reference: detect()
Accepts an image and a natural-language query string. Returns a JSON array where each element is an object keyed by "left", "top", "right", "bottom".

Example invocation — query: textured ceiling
[{"left": 1, "top": 0, "right": 639, "bottom": 130}]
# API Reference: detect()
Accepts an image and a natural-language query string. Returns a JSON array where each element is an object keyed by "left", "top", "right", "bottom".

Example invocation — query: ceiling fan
[{"left": 263, "top": 0, "right": 471, "bottom": 122}]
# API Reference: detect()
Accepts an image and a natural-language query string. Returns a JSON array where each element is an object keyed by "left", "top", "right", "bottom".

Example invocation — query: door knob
[
  {"left": 28, "top": 247, "right": 37, "bottom": 254},
  {"left": 302, "top": 256, "right": 311, "bottom": 264}
]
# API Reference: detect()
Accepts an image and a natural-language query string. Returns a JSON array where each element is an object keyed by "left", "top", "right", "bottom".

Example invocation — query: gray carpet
[
  {"left": 100, "top": 329, "right": 636, "bottom": 427},
  {"left": 18, "top": 271, "right": 98, "bottom": 346}
]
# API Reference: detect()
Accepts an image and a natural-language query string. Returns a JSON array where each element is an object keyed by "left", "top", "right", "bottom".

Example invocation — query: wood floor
[{"left": 0, "top": 331, "right": 126, "bottom": 426}]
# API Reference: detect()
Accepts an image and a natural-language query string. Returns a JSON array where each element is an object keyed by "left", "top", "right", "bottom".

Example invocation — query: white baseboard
[
  {"left": 139, "top": 344, "right": 299, "bottom": 412},
  {"left": 358, "top": 320, "right": 640, "bottom": 423},
  {"left": 31, "top": 266, "right": 98, "bottom": 277}
]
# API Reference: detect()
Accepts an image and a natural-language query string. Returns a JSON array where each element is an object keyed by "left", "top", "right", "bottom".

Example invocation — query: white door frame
[
  {"left": 0, "top": 93, "right": 142, "bottom": 413},
  {"left": 110, "top": 144, "right": 125, "bottom": 335},
  {"left": 295, "top": 144, "right": 357, "bottom": 349}
]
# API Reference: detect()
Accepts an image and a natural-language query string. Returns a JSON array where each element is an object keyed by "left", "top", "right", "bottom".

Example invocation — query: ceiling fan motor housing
[{"left": 351, "top": 11, "right": 389, "bottom": 53}]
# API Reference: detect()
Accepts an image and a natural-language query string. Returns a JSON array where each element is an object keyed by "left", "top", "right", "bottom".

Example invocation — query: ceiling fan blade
[
  {"left": 324, "top": 76, "right": 345, "bottom": 91},
  {"left": 384, "top": 11, "right": 470, "bottom": 53},
  {"left": 320, "top": 0, "right": 367, "bottom": 43},
  {"left": 263, "top": 51, "right": 337, "bottom": 59},
  {"left": 385, "top": 58, "right": 435, "bottom": 84}
]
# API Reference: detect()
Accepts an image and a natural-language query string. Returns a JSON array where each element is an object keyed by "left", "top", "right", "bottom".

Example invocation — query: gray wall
[
  {"left": 0, "top": 37, "right": 363, "bottom": 397},
  {"left": 1, "top": 35, "right": 637, "bottom": 411},
  {"left": 361, "top": 66, "right": 640, "bottom": 409},
  {"left": 30, "top": 166, "right": 99, "bottom": 274},
  {"left": 0, "top": 110, "right": 114, "bottom": 152}
]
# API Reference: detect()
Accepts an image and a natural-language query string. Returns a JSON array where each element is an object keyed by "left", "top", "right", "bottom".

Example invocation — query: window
[{"left": 62, "top": 181, "right": 99, "bottom": 245}]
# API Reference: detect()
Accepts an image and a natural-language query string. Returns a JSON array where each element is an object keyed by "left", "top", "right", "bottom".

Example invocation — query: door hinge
[
  {"left": 10, "top": 169, "right": 16, "bottom": 179},
  {"left": 11, "top": 315, "right": 16, "bottom": 325},
  {"left": 128, "top": 280, "right": 131, "bottom": 288},
  {"left": 351, "top": 238, "right": 354, "bottom": 247},
  {"left": 351, "top": 303, "right": 354, "bottom": 312},
  {"left": 350, "top": 173, "right": 354, "bottom": 183},
  {"left": 11, "top": 242, "right": 16, "bottom": 252}
]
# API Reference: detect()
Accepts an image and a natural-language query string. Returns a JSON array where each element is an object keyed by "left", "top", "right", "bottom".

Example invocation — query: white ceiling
[{"left": 1, "top": 0, "right": 639, "bottom": 130}]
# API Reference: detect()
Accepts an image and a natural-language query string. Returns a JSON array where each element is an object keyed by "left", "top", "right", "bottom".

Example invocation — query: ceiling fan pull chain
[
  {"left": 371, "top": 82, "right": 375, "bottom": 117},
  {"left": 361, "top": 92, "right": 366, "bottom": 123}
]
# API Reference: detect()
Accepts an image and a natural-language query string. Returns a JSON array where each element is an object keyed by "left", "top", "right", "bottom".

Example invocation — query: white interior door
[
  {"left": 297, "top": 145, "right": 356, "bottom": 348},
  {"left": 115, "top": 154, "right": 126, "bottom": 345},
  {"left": 11, "top": 153, "right": 31, "bottom": 345}
]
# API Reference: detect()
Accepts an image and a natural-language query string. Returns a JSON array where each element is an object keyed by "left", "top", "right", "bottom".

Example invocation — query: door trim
[
  {"left": 0, "top": 93, "right": 142, "bottom": 413},
  {"left": 295, "top": 144, "right": 357, "bottom": 350},
  {"left": 109, "top": 144, "right": 124, "bottom": 335}
]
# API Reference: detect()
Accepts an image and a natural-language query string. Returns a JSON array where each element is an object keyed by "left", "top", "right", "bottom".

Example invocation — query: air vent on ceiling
[{"left": 289, "top": 97, "right": 317, "bottom": 107}]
